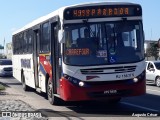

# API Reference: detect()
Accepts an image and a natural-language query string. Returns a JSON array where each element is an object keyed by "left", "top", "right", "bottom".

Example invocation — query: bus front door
[{"left": 51, "top": 22, "right": 61, "bottom": 95}]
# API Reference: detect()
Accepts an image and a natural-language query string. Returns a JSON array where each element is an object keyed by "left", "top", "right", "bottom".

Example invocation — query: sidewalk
[{"left": 0, "top": 82, "right": 48, "bottom": 120}]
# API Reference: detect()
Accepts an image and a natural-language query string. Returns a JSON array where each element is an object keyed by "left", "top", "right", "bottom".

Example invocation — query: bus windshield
[{"left": 63, "top": 21, "right": 144, "bottom": 66}]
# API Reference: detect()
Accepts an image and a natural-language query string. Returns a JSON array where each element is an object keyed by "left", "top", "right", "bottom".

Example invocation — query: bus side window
[
  {"left": 28, "top": 30, "right": 33, "bottom": 53},
  {"left": 40, "top": 22, "right": 50, "bottom": 53}
]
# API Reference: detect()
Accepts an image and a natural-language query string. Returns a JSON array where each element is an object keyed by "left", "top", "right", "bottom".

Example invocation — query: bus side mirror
[{"left": 58, "top": 30, "right": 65, "bottom": 43}]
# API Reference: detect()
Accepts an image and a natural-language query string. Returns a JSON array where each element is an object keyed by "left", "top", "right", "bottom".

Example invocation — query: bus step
[
  {"left": 54, "top": 94, "right": 60, "bottom": 98},
  {"left": 36, "top": 88, "right": 41, "bottom": 93}
]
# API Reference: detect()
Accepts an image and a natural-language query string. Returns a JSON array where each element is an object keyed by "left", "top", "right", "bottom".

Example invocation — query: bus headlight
[
  {"left": 133, "top": 78, "right": 138, "bottom": 83},
  {"left": 79, "top": 81, "right": 85, "bottom": 87},
  {"left": 64, "top": 74, "right": 88, "bottom": 87},
  {"left": 133, "top": 70, "right": 145, "bottom": 83}
]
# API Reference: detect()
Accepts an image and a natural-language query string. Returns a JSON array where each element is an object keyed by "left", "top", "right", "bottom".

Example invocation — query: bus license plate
[{"left": 104, "top": 90, "right": 117, "bottom": 94}]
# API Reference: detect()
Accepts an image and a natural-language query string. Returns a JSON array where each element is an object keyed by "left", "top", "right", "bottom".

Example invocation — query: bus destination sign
[{"left": 64, "top": 5, "right": 142, "bottom": 20}]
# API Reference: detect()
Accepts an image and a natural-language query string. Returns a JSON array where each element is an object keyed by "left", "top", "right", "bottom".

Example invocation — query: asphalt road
[{"left": 0, "top": 77, "right": 160, "bottom": 120}]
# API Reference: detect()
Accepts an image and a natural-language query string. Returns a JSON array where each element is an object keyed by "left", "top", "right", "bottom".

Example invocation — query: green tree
[{"left": 148, "top": 42, "right": 159, "bottom": 60}]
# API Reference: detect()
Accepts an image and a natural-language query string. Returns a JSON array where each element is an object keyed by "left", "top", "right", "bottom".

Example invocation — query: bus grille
[
  {"left": 3, "top": 67, "right": 13, "bottom": 71},
  {"left": 80, "top": 66, "right": 136, "bottom": 74}
]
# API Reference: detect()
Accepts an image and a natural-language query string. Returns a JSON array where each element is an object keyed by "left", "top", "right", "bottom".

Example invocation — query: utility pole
[
  {"left": 3, "top": 37, "right": 5, "bottom": 55},
  {"left": 150, "top": 28, "right": 152, "bottom": 60}
]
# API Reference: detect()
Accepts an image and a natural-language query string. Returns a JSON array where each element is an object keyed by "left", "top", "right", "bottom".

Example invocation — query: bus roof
[
  {"left": 12, "top": 1, "right": 140, "bottom": 35},
  {"left": 67, "top": 1, "right": 139, "bottom": 8},
  {"left": 12, "top": 8, "right": 62, "bottom": 35}
]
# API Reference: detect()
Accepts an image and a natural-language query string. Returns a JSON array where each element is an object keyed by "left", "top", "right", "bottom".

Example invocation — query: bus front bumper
[{"left": 59, "top": 77, "right": 146, "bottom": 101}]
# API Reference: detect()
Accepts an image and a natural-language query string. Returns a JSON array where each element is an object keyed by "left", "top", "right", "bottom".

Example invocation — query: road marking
[
  {"left": 147, "top": 88, "right": 160, "bottom": 93},
  {"left": 121, "top": 102, "right": 159, "bottom": 112}
]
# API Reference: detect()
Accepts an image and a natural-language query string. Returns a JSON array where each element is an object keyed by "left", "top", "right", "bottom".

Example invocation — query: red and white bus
[{"left": 12, "top": 2, "right": 146, "bottom": 105}]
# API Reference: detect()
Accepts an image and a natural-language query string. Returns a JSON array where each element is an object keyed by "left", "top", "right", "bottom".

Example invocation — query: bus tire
[
  {"left": 21, "top": 73, "right": 30, "bottom": 91},
  {"left": 47, "top": 78, "right": 59, "bottom": 105}
]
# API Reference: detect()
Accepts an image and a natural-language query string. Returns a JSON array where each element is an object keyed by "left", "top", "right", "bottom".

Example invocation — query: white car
[
  {"left": 145, "top": 61, "right": 160, "bottom": 87},
  {"left": 0, "top": 59, "right": 13, "bottom": 77}
]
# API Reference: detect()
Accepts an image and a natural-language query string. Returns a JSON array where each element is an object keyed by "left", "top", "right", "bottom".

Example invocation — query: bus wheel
[
  {"left": 21, "top": 73, "right": 29, "bottom": 91},
  {"left": 156, "top": 77, "right": 160, "bottom": 87},
  {"left": 47, "top": 78, "right": 59, "bottom": 105}
]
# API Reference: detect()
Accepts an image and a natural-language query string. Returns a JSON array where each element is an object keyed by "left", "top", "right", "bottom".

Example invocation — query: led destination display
[{"left": 64, "top": 5, "right": 142, "bottom": 20}]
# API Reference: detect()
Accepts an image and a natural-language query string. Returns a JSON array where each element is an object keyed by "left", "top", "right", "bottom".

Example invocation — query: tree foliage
[{"left": 146, "top": 42, "right": 159, "bottom": 60}]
